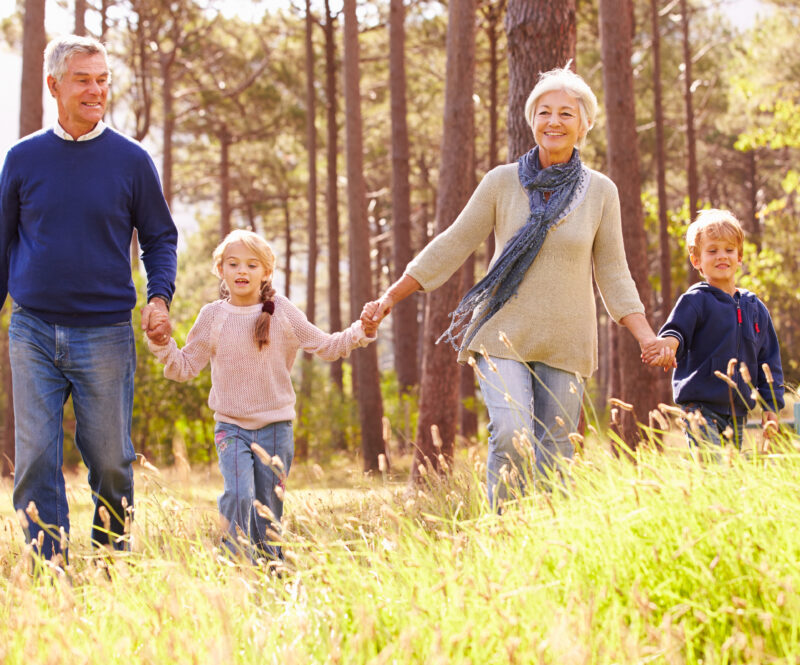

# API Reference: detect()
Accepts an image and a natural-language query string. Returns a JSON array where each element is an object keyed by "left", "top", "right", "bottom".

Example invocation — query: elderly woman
[{"left": 366, "top": 67, "right": 657, "bottom": 505}]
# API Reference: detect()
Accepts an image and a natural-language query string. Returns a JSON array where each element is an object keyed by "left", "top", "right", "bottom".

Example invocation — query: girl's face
[{"left": 220, "top": 241, "right": 270, "bottom": 306}]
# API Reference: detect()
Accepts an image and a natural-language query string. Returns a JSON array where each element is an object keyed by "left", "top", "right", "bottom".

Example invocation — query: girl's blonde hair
[
  {"left": 524, "top": 64, "right": 598, "bottom": 151},
  {"left": 212, "top": 229, "right": 277, "bottom": 349}
]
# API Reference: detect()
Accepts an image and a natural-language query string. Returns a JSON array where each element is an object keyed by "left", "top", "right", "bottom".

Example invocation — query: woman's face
[{"left": 532, "top": 89, "right": 584, "bottom": 167}]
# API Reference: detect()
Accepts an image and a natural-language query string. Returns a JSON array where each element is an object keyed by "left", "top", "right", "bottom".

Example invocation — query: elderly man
[{"left": 0, "top": 35, "right": 177, "bottom": 559}]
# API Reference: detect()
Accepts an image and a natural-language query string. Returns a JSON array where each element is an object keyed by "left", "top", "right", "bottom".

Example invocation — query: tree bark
[
  {"left": 389, "top": 0, "right": 419, "bottom": 393},
  {"left": 681, "top": 0, "right": 698, "bottom": 220},
  {"left": 412, "top": 0, "right": 476, "bottom": 480},
  {"left": 651, "top": 0, "right": 671, "bottom": 324},
  {"left": 297, "top": 0, "right": 319, "bottom": 461},
  {"left": 324, "top": 0, "right": 344, "bottom": 392},
  {"left": 283, "top": 196, "right": 292, "bottom": 297},
  {"left": 342, "top": 0, "right": 386, "bottom": 472},
  {"left": 505, "top": 0, "right": 575, "bottom": 160},
  {"left": 19, "top": 0, "right": 46, "bottom": 138},
  {"left": 219, "top": 127, "right": 231, "bottom": 238},
  {"left": 598, "top": 0, "right": 658, "bottom": 446},
  {"left": 74, "top": 0, "right": 87, "bottom": 35}
]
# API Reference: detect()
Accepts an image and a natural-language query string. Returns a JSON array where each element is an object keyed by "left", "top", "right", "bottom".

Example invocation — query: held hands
[
  {"left": 141, "top": 298, "right": 172, "bottom": 346},
  {"left": 640, "top": 336, "right": 678, "bottom": 371},
  {"left": 360, "top": 301, "right": 381, "bottom": 337}
]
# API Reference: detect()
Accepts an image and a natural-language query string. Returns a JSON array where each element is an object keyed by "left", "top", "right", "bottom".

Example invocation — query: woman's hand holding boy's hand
[{"left": 641, "top": 336, "right": 678, "bottom": 370}]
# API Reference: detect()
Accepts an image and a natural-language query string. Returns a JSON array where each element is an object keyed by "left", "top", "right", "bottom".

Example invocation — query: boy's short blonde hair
[{"left": 686, "top": 209, "right": 745, "bottom": 259}]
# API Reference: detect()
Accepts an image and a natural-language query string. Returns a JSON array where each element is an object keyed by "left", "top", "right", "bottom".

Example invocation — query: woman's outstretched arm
[{"left": 364, "top": 274, "right": 422, "bottom": 325}]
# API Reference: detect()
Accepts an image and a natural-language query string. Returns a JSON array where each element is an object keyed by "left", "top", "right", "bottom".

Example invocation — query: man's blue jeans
[
  {"left": 9, "top": 305, "right": 136, "bottom": 558},
  {"left": 476, "top": 356, "right": 584, "bottom": 507},
  {"left": 214, "top": 420, "right": 294, "bottom": 560}
]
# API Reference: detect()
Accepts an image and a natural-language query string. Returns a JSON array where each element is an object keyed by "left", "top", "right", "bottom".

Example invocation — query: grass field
[{"left": 2, "top": 429, "right": 800, "bottom": 664}]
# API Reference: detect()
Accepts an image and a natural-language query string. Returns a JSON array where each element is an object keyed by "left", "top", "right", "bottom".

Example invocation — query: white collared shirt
[{"left": 53, "top": 120, "right": 107, "bottom": 141}]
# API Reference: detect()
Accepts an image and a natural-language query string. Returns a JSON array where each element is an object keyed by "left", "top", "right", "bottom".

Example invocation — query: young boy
[{"left": 644, "top": 209, "right": 784, "bottom": 446}]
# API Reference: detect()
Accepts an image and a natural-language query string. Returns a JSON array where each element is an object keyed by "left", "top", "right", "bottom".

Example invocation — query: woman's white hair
[{"left": 524, "top": 64, "right": 598, "bottom": 150}]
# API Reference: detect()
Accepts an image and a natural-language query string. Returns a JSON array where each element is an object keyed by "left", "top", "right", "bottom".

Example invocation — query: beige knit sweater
[
  {"left": 148, "top": 296, "right": 373, "bottom": 429},
  {"left": 406, "top": 163, "right": 644, "bottom": 377}
]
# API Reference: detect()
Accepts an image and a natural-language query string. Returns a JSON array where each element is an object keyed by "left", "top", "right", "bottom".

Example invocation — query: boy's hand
[
  {"left": 641, "top": 336, "right": 678, "bottom": 370},
  {"left": 762, "top": 411, "right": 779, "bottom": 439}
]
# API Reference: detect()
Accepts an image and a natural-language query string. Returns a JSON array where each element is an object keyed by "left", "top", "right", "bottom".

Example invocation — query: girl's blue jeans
[
  {"left": 214, "top": 420, "right": 293, "bottom": 560},
  {"left": 9, "top": 304, "right": 136, "bottom": 559},
  {"left": 476, "top": 356, "right": 584, "bottom": 508}
]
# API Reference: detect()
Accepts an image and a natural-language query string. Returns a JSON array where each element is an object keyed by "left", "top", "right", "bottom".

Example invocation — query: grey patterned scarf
[{"left": 438, "top": 146, "right": 583, "bottom": 351}]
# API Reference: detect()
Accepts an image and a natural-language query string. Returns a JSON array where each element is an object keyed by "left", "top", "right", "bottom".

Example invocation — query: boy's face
[{"left": 690, "top": 237, "right": 742, "bottom": 292}]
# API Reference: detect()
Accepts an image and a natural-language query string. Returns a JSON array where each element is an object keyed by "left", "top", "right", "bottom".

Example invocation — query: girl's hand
[{"left": 143, "top": 307, "right": 171, "bottom": 346}]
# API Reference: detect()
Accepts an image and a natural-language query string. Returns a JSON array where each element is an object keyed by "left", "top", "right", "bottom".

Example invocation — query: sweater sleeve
[
  {"left": 591, "top": 178, "right": 646, "bottom": 322},
  {"left": 0, "top": 150, "right": 19, "bottom": 306},
  {"left": 282, "top": 299, "right": 373, "bottom": 361},
  {"left": 147, "top": 304, "right": 216, "bottom": 381},
  {"left": 756, "top": 304, "right": 785, "bottom": 412},
  {"left": 132, "top": 149, "right": 178, "bottom": 305},
  {"left": 405, "top": 168, "right": 498, "bottom": 292}
]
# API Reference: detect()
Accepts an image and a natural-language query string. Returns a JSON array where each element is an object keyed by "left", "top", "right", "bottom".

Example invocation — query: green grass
[{"left": 2, "top": 434, "right": 800, "bottom": 664}]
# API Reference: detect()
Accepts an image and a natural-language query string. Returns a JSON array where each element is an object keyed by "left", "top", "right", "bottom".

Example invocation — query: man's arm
[{"left": 0, "top": 151, "right": 20, "bottom": 308}]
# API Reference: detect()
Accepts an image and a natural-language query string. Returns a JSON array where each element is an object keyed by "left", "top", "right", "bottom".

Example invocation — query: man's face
[{"left": 47, "top": 52, "right": 109, "bottom": 138}]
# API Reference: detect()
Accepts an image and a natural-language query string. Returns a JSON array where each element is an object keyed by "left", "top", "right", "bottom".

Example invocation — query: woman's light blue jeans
[
  {"left": 9, "top": 304, "right": 136, "bottom": 559},
  {"left": 476, "top": 356, "right": 584, "bottom": 507},
  {"left": 214, "top": 420, "right": 293, "bottom": 560}
]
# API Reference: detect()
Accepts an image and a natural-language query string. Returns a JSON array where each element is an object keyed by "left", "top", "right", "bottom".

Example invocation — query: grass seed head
[
  {"left": 467, "top": 356, "right": 486, "bottom": 380},
  {"left": 762, "top": 363, "right": 774, "bottom": 383},
  {"left": 739, "top": 362, "right": 752, "bottom": 384},
  {"left": 274, "top": 485, "right": 285, "bottom": 501},
  {"left": 25, "top": 501, "right": 39, "bottom": 524},
  {"left": 714, "top": 370, "right": 738, "bottom": 388},
  {"left": 609, "top": 398, "right": 634, "bottom": 412},
  {"left": 378, "top": 454, "right": 387, "bottom": 473},
  {"left": 250, "top": 443, "right": 271, "bottom": 465},
  {"left": 99, "top": 506, "right": 111, "bottom": 531},
  {"left": 498, "top": 331, "right": 512, "bottom": 348},
  {"left": 727, "top": 357, "right": 737, "bottom": 377},
  {"left": 431, "top": 424, "right": 443, "bottom": 448},
  {"left": 17, "top": 509, "right": 29, "bottom": 530},
  {"left": 311, "top": 463, "right": 324, "bottom": 480},
  {"left": 270, "top": 455, "right": 285, "bottom": 472}
]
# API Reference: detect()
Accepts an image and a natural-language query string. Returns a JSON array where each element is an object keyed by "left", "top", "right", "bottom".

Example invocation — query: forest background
[{"left": 0, "top": 0, "right": 799, "bottom": 480}]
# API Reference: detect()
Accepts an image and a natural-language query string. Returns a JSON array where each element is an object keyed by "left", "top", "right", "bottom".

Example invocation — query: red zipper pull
[
  {"left": 737, "top": 307, "right": 742, "bottom": 324},
  {"left": 755, "top": 321, "right": 760, "bottom": 333}
]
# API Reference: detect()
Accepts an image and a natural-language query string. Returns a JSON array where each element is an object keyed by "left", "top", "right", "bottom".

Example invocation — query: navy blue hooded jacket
[{"left": 659, "top": 282, "right": 784, "bottom": 416}]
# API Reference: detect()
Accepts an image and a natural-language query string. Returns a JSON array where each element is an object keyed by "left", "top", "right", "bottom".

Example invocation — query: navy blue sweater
[
  {"left": 0, "top": 128, "right": 177, "bottom": 326},
  {"left": 659, "top": 282, "right": 784, "bottom": 416}
]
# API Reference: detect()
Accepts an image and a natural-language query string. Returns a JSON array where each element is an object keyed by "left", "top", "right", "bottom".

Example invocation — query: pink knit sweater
[{"left": 147, "top": 296, "right": 374, "bottom": 429}]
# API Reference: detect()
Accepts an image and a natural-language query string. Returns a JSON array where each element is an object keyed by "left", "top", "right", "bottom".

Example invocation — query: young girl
[{"left": 147, "top": 229, "right": 377, "bottom": 560}]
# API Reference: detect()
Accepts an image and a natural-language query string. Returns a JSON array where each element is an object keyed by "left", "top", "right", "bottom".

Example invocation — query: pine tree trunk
[
  {"left": 74, "top": 0, "right": 86, "bottom": 35},
  {"left": 324, "top": 0, "right": 344, "bottom": 392},
  {"left": 296, "top": 0, "right": 319, "bottom": 461},
  {"left": 389, "top": 0, "right": 419, "bottom": 394},
  {"left": 412, "top": 0, "right": 476, "bottom": 480},
  {"left": 651, "top": 0, "right": 671, "bottom": 324},
  {"left": 505, "top": 0, "right": 575, "bottom": 160},
  {"left": 19, "top": 0, "right": 46, "bottom": 138},
  {"left": 343, "top": 0, "right": 386, "bottom": 472},
  {"left": 599, "top": 0, "right": 658, "bottom": 447},
  {"left": 283, "top": 197, "right": 292, "bottom": 297},
  {"left": 219, "top": 128, "right": 231, "bottom": 238},
  {"left": 681, "top": 0, "right": 699, "bottom": 221}
]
